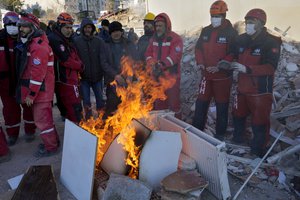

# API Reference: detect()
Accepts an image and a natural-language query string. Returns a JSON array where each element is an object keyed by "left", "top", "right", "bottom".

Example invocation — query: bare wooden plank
[
  {"left": 271, "top": 107, "right": 300, "bottom": 118},
  {"left": 11, "top": 165, "right": 59, "bottom": 200},
  {"left": 270, "top": 129, "right": 299, "bottom": 146}
]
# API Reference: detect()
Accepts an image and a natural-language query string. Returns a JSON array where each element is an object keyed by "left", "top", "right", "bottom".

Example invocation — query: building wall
[{"left": 148, "top": 0, "right": 300, "bottom": 40}]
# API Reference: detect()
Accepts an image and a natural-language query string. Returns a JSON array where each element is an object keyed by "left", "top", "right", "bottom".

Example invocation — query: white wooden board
[{"left": 60, "top": 120, "right": 98, "bottom": 200}]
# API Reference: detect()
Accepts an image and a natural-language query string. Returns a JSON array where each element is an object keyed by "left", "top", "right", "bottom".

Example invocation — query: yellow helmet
[{"left": 144, "top": 12, "right": 155, "bottom": 21}]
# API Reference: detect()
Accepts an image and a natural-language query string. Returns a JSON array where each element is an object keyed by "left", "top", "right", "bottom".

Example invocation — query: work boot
[
  {"left": 215, "top": 103, "right": 229, "bottom": 141},
  {"left": 251, "top": 125, "right": 267, "bottom": 158},
  {"left": 34, "top": 143, "right": 59, "bottom": 158},
  {"left": 192, "top": 100, "right": 210, "bottom": 131},
  {"left": 7, "top": 136, "right": 18, "bottom": 146},
  {"left": 24, "top": 134, "right": 35, "bottom": 143},
  {"left": 0, "top": 151, "right": 11, "bottom": 163},
  {"left": 84, "top": 106, "right": 92, "bottom": 120},
  {"left": 232, "top": 116, "right": 246, "bottom": 144}
]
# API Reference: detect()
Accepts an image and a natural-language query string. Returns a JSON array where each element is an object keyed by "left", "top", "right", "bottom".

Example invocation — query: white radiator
[{"left": 156, "top": 113, "right": 231, "bottom": 200}]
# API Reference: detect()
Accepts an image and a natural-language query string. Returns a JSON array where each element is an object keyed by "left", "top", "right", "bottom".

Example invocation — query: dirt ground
[{"left": 0, "top": 101, "right": 295, "bottom": 200}]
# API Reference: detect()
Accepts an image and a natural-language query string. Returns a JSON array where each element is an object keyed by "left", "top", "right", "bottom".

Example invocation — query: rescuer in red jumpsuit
[
  {"left": 192, "top": 1, "right": 237, "bottom": 140},
  {"left": 48, "top": 13, "right": 83, "bottom": 123},
  {"left": 15, "top": 12, "right": 59, "bottom": 157},
  {"left": 145, "top": 13, "right": 183, "bottom": 118},
  {"left": 0, "top": 12, "right": 36, "bottom": 147},
  {"left": 231, "top": 9, "right": 281, "bottom": 157}
]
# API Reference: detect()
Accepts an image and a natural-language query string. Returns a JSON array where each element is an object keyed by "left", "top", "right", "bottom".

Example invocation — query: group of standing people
[
  {"left": 0, "top": 8, "right": 183, "bottom": 162},
  {"left": 0, "top": 0, "right": 282, "bottom": 163},
  {"left": 192, "top": 1, "right": 281, "bottom": 157}
]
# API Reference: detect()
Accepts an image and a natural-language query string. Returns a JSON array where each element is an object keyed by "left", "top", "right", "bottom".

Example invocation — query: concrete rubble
[{"left": 102, "top": 173, "right": 152, "bottom": 200}]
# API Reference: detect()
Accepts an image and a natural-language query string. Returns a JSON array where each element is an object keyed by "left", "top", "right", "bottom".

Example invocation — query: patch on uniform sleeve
[
  {"left": 272, "top": 48, "right": 279, "bottom": 53},
  {"left": 60, "top": 44, "right": 65, "bottom": 52},
  {"left": 175, "top": 46, "right": 181, "bottom": 53},
  {"left": 33, "top": 58, "right": 41, "bottom": 65}
]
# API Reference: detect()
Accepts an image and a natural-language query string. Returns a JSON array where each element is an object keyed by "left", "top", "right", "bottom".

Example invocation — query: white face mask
[
  {"left": 6, "top": 25, "right": 19, "bottom": 35},
  {"left": 246, "top": 23, "right": 256, "bottom": 35},
  {"left": 21, "top": 37, "right": 28, "bottom": 43},
  {"left": 211, "top": 17, "right": 222, "bottom": 28}
]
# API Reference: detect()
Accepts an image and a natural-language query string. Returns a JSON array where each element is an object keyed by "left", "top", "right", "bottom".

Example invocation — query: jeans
[{"left": 80, "top": 80, "right": 105, "bottom": 110}]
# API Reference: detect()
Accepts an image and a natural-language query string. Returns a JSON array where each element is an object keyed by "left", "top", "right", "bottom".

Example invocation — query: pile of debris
[
  {"left": 103, "top": 7, "right": 144, "bottom": 34},
  {"left": 179, "top": 24, "right": 300, "bottom": 198}
]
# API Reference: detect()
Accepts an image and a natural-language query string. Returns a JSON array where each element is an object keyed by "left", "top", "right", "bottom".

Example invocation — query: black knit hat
[
  {"left": 109, "top": 21, "right": 123, "bottom": 34},
  {"left": 101, "top": 19, "right": 110, "bottom": 27}
]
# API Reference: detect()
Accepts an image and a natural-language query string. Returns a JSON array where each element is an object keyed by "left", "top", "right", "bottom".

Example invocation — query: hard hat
[
  {"left": 144, "top": 12, "right": 155, "bottom": 21},
  {"left": 210, "top": 0, "right": 228, "bottom": 15},
  {"left": 245, "top": 8, "right": 267, "bottom": 25},
  {"left": 3, "top": 11, "right": 19, "bottom": 25},
  {"left": 18, "top": 12, "right": 40, "bottom": 28},
  {"left": 57, "top": 12, "right": 74, "bottom": 25}
]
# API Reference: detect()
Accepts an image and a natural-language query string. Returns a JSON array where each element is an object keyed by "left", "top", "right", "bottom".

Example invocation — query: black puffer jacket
[{"left": 74, "top": 18, "right": 114, "bottom": 82}]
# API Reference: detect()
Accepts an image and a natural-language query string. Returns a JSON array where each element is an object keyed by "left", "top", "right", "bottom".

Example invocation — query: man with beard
[
  {"left": 0, "top": 12, "right": 36, "bottom": 149},
  {"left": 15, "top": 12, "right": 59, "bottom": 157},
  {"left": 145, "top": 13, "right": 183, "bottom": 118},
  {"left": 137, "top": 12, "right": 155, "bottom": 61},
  {"left": 48, "top": 13, "right": 83, "bottom": 123}
]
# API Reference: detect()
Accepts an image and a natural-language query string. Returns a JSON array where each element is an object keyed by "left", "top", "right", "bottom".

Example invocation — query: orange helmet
[
  {"left": 245, "top": 8, "right": 267, "bottom": 25},
  {"left": 57, "top": 12, "right": 74, "bottom": 25},
  {"left": 210, "top": 0, "right": 228, "bottom": 15}
]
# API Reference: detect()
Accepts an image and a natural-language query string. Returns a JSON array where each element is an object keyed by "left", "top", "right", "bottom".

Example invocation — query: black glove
[
  {"left": 152, "top": 63, "right": 163, "bottom": 81},
  {"left": 217, "top": 60, "right": 232, "bottom": 70}
]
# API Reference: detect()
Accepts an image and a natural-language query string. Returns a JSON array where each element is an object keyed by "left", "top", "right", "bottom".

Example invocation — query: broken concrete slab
[
  {"left": 139, "top": 130, "right": 182, "bottom": 189},
  {"left": 102, "top": 173, "right": 152, "bottom": 200},
  {"left": 282, "top": 43, "right": 300, "bottom": 54},
  {"left": 286, "top": 62, "right": 299, "bottom": 72},
  {"left": 161, "top": 170, "right": 208, "bottom": 194}
]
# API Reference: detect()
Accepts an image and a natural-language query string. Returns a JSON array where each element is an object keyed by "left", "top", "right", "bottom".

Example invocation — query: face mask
[
  {"left": 246, "top": 23, "right": 256, "bottom": 35},
  {"left": 211, "top": 17, "right": 222, "bottom": 28},
  {"left": 21, "top": 37, "right": 28, "bottom": 43},
  {"left": 6, "top": 25, "right": 19, "bottom": 35}
]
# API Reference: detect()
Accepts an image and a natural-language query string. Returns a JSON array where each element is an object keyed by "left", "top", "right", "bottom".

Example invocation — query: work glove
[
  {"left": 218, "top": 60, "right": 232, "bottom": 70},
  {"left": 231, "top": 62, "right": 247, "bottom": 73},
  {"left": 152, "top": 63, "right": 163, "bottom": 81}
]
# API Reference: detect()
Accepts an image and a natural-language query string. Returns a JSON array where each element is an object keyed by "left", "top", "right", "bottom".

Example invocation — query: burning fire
[{"left": 80, "top": 57, "right": 176, "bottom": 178}]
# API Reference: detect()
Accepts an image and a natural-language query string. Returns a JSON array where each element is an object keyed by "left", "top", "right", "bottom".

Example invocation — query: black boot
[
  {"left": 215, "top": 102, "right": 229, "bottom": 141},
  {"left": 192, "top": 100, "right": 210, "bottom": 131},
  {"left": 251, "top": 125, "right": 267, "bottom": 158},
  {"left": 232, "top": 116, "right": 246, "bottom": 144}
]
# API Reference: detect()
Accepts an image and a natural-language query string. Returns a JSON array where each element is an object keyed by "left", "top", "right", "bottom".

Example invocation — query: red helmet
[
  {"left": 3, "top": 11, "right": 19, "bottom": 25},
  {"left": 210, "top": 0, "right": 228, "bottom": 15},
  {"left": 18, "top": 12, "right": 40, "bottom": 28},
  {"left": 57, "top": 12, "right": 74, "bottom": 25},
  {"left": 245, "top": 8, "right": 267, "bottom": 25}
]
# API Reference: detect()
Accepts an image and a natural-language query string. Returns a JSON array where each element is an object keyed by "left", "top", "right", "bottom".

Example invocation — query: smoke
[{"left": 148, "top": 0, "right": 300, "bottom": 40}]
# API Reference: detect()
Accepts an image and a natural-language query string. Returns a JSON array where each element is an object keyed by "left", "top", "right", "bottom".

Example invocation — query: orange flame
[{"left": 80, "top": 56, "right": 176, "bottom": 178}]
